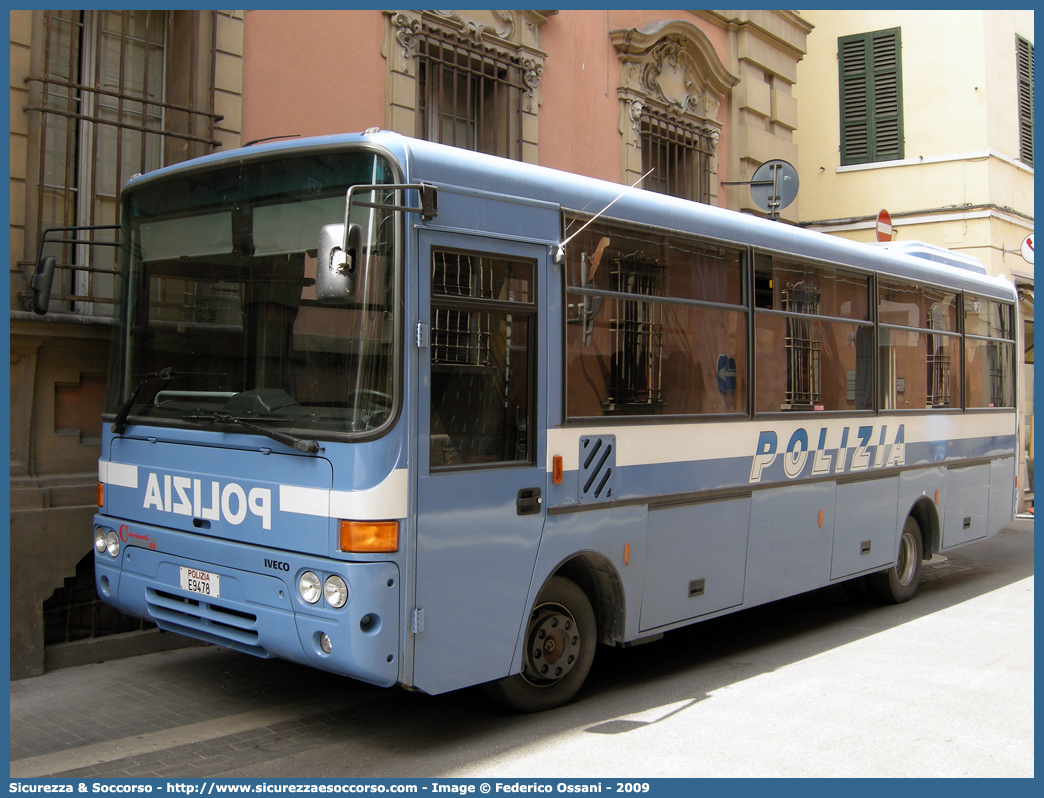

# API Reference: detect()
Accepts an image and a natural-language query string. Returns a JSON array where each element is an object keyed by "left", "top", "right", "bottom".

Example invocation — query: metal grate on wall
[
  {"left": 43, "top": 553, "right": 155, "bottom": 646},
  {"left": 24, "top": 10, "right": 223, "bottom": 316}
]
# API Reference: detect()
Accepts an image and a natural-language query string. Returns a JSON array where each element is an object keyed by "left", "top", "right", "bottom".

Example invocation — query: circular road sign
[
  {"left": 1021, "top": 233, "right": 1034, "bottom": 265},
  {"left": 750, "top": 159, "right": 799, "bottom": 215},
  {"left": 876, "top": 209, "right": 894, "bottom": 242}
]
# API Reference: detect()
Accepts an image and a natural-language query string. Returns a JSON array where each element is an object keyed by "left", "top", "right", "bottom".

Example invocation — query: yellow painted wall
[{"left": 795, "top": 10, "right": 1033, "bottom": 282}]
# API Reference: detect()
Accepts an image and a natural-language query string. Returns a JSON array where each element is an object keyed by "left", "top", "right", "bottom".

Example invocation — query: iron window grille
[
  {"left": 431, "top": 251, "right": 495, "bottom": 366},
  {"left": 416, "top": 28, "right": 525, "bottom": 160},
  {"left": 43, "top": 553, "right": 155, "bottom": 646},
  {"left": 25, "top": 10, "right": 222, "bottom": 317},
  {"left": 926, "top": 304, "right": 953, "bottom": 407},
  {"left": 605, "top": 252, "right": 666, "bottom": 411},
  {"left": 640, "top": 110, "right": 713, "bottom": 204},
  {"left": 783, "top": 281, "right": 822, "bottom": 408}
]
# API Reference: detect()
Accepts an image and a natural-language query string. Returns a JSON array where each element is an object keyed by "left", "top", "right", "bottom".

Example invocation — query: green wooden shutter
[
  {"left": 1017, "top": 36, "right": 1034, "bottom": 167},
  {"left": 839, "top": 29, "right": 904, "bottom": 165}
]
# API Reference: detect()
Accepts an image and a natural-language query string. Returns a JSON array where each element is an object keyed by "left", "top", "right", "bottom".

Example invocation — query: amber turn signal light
[
  {"left": 339, "top": 520, "right": 398, "bottom": 553},
  {"left": 97, "top": 482, "right": 105, "bottom": 508}
]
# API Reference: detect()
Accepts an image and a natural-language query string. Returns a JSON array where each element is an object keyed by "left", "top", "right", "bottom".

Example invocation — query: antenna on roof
[{"left": 555, "top": 168, "right": 653, "bottom": 263}]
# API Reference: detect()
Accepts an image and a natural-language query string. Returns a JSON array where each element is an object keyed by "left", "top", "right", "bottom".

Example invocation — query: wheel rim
[
  {"left": 521, "top": 602, "right": 581, "bottom": 686},
  {"left": 895, "top": 530, "right": 918, "bottom": 587}
]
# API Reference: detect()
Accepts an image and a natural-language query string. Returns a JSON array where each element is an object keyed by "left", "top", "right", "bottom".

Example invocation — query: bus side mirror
[
  {"left": 30, "top": 255, "right": 57, "bottom": 315},
  {"left": 316, "top": 223, "right": 362, "bottom": 304}
]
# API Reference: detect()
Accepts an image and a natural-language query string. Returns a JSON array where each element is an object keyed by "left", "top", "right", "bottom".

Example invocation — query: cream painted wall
[
  {"left": 796, "top": 10, "right": 1034, "bottom": 512},
  {"left": 795, "top": 10, "right": 1033, "bottom": 282}
]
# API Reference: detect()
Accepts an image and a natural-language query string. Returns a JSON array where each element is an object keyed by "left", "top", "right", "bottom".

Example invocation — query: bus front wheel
[
  {"left": 484, "top": 576, "right": 596, "bottom": 712},
  {"left": 867, "top": 516, "right": 923, "bottom": 604}
]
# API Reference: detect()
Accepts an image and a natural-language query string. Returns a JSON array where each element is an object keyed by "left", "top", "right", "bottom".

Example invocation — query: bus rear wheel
[
  {"left": 484, "top": 576, "right": 596, "bottom": 712},
  {"left": 867, "top": 516, "right": 923, "bottom": 604}
]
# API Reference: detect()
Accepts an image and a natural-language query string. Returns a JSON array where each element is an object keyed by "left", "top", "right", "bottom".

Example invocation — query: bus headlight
[
  {"left": 298, "top": 571, "right": 321, "bottom": 604},
  {"left": 104, "top": 530, "right": 120, "bottom": 557},
  {"left": 94, "top": 527, "right": 107, "bottom": 554},
  {"left": 324, "top": 575, "right": 349, "bottom": 608}
]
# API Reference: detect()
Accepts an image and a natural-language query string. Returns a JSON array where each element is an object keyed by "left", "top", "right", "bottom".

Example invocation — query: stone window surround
[
  {"left": 611, "top": 19, "right": 738, "bottom": 204},
  {"left": 384, "top": 10, "right": 550, "bottom": 164}
]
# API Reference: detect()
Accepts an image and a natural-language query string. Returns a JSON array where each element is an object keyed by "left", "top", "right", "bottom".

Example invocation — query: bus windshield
[{"left": 108, "top": 149, "right": 400, "bottom": 439}]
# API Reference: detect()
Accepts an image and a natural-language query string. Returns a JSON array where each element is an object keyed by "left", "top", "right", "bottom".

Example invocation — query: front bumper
[{"left": 93, "top": 515, "right": 401, "bottom": 687}]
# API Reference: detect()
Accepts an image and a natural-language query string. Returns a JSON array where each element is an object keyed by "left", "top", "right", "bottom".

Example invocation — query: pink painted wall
[
  {"left": 536, "top": 10, "right": 622, "bottom": 182},
  {"left": 538, "top": 10, "right": 731, "bottom": 191},
  {"left": 242, "top": 10, "right": 386, "bottom": 144},
  {"left": 240, "top": 10, "right": 732, "bottom": 200}
]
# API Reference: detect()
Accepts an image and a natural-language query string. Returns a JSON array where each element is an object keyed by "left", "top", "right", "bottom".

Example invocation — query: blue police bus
[{"left": 42, "top": 130, "right": 1017, "bottom": 711}]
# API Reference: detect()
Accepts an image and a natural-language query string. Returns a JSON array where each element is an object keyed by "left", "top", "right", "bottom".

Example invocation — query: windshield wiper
[
  {"left": 184, "top": 413, "right": 322, "bottom": 455},
  {"left": 112, "top": 367, "right": 229, "bottom": 434},
  {"left": 112, "top": 367, "right": 176, "bottom": 434}
]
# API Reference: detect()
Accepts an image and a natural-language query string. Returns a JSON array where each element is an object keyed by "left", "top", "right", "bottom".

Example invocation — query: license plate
[{"left": 180, "top": 566, "right": 220, "bottom": 598}]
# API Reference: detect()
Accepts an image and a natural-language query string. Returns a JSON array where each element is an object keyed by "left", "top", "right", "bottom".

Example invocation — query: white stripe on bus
[
  {"left": 98, "top": 460, "right": 139, "bottom": 489},
  {"left": 547, "top": 413, "right": 1015, "bottom": 471}
]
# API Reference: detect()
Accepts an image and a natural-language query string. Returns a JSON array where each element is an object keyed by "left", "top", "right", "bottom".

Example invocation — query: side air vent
[{"left": 579, "top": 435, "right": 617, "bottom": 503}]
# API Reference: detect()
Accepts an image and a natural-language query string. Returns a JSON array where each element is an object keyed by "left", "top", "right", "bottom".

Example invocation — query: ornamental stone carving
[
  {"left": 391, "top": 13, "right": 422, "bottom": 64},
  {"left": 611, "top": 19, "right": 737, "bottom": 126},
  {"left": 611, "top": 20, "right": 737, "bottom": 199},
  {"left": 431, "top": 10, "right": 515, "bottom": 43},
  {"left": 389, "top": 10, "right": 544, "bottom": 95},
  {"left": 625, "top": 99, "right": 644, "bottom": 145}
]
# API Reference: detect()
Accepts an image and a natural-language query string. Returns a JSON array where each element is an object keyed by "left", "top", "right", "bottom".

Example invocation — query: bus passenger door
[{"left": 412, "top": 231, "right": 547, "bottom": 695}]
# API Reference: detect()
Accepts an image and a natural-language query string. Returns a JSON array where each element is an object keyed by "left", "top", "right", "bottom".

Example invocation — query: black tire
[
  {"left": 484, "top": 576, "right": 596, "bottom": 712},
  {"left": 866, "top": 516, "right": 923, "bottom": 604}
]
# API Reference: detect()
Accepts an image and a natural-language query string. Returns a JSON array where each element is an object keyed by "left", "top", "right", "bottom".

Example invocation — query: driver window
[{"left": 429, "top": 249, "right": 535, "bottom": 468}]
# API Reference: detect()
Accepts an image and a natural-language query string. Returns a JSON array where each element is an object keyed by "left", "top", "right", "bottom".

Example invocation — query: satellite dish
[{"left": 749, "top": 159, "right": 799, "bottom": 220}]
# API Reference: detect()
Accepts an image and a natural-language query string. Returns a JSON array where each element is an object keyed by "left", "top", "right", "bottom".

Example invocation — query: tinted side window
[
  {"left": 754, "top": 254, "right": 872, "bottom": 412},
  {"left": 563, "top": 219, "right": 746, "bottom": 419}
]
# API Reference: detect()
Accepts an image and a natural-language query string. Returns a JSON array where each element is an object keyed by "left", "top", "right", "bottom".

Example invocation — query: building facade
[
  {"left": 8, "top": 9, "right": 809, "bottom": 677},
  {"left": 794, "top": 10, "right": 1034, "bottom": 510},
  {"left": 9, "top": 9, "right": 246, "bottom": 678}
]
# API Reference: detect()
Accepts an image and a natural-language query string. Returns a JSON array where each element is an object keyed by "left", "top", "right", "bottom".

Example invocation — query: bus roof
[{"left": 124, "top": 129, "right": 1016, "bottom": 303}]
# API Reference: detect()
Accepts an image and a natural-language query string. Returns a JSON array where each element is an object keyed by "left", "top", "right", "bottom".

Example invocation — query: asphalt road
[{"left": 9, "top": 517, "right": 1034, "bottom": 779}]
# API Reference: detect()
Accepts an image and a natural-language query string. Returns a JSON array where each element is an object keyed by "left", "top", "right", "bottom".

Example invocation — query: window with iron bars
[
  {"left": 429, "top": 250, "right": 535, "bottom": 467},
  {"left": 606, "top": 252, "right": 665, "bottom": 411},
  {"left": 926, "top": 304, "right": 953, "bottom": 408},
  {"left": 26, "top": 10, "right": 222, "bottom": 317},
  {"left": 43, "top": 553, "right": 156, "bottom": 648},
  {"left": 783, "top": 281, "right": 822, "bottom": 408},
  {"left": 641, "top": 110, "right": 713, "bottom": 204},
  {"left": 416, "top": 29, "right": 525, "bottom": 160},
  {"left": 431, "top": 251, "right": 495, "bottom": 366}
]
